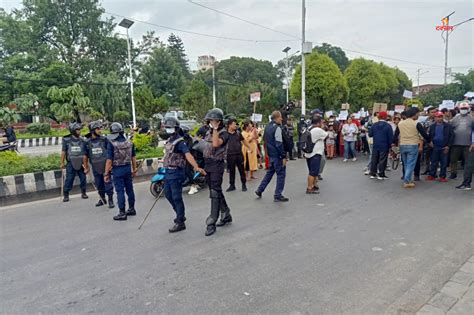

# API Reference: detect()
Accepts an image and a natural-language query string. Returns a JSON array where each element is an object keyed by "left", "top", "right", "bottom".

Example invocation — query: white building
[{"left": 197, "top": 55, "right": 216, "bottom": 71}]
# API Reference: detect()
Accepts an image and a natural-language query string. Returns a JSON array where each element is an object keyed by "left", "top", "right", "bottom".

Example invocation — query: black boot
[
  {"left": 108, "top": 196, "right": 115, "bottom": 209},
  {"left": 226, "top": 185, "right": 236, "bottom": 192},
  {"left": 126, "top": 208, "right": 136, "bottom": 216},
  {"left": 113, "top": 209, "right": 127, "bottom": 221},
  {"left": 216, "top": 197, "right": 232, "bottom": 226},
  {"left": 242, "top": 183, "right": 247, "bottom": 192},
  {"left": 169, "top": 219, "right": 186, "bottom": 233},
  {"left": 205, "top": 190, "right": 220, "bottom": 236},
  {"left": 96, "top": 195, "right": 106, "bottom": 207},
  {"left": 63, "top": 192, "right": 69, "bottom": 202},
  {"left": 81, "top": 190, "right": 88, "bottom": 199}
]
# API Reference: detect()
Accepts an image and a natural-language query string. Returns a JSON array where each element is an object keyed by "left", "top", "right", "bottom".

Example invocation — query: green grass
[{"left": 0, "top": 146, "right": 163, "bottom": 177}]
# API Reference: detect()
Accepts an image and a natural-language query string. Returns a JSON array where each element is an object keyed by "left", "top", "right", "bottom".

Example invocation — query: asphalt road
[
  {"left": 1, "top": 157, "right": 473, "bottom": 314},
  {"left": 18, "top": 144, "right": 61, "bottom": 156}
]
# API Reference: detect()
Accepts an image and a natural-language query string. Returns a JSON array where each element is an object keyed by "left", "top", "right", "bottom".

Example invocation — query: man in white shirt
[{"left": 304, "top": 117, "right": 328, "bottom": 194}]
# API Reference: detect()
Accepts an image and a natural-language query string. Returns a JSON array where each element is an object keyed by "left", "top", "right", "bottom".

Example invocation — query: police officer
[
  {"left": 83, "top": 121, "right": 115, "bottom": 208},
  {"left": 203, "top": 108, "right": 232, "bottom": 236},
  {"left": 104, "top": 123, "right": 137, "bottom": 221},
  {"left": 61, "top": 123, "right": 88, "bottom": 202},
  {"left": 162, "top": 117, "right": 205, "bottom": 233},
  {"left": 297, "top": 114, "right": 307, "bottom": 158}
]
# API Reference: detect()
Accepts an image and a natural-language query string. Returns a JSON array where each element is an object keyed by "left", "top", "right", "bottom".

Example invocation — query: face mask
[
  {"left": 165, "top": 128, "right": 175, "bottom": 134},
  {"left": 460, "top": 109, "right": 469, "bottom": 115}
]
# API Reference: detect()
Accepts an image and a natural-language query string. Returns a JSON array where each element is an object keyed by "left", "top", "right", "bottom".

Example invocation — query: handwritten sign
[{"left": 394, "top": 105, "right": 405, "bottom": 113}]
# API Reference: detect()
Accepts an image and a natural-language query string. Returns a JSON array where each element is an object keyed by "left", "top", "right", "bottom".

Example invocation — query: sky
[{"left": 2, "top": 0, "right": 473, "bottom": 85}]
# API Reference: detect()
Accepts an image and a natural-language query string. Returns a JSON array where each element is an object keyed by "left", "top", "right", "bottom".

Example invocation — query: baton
[
  {"left": 60, "top": 169, "right": 64, "bottom": 201},
  {"left": 138, "top": 188, "right": 165, "bottom": 230}
]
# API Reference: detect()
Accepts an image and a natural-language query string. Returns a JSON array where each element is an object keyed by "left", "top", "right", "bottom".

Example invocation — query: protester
[
  {"left": 297, "top": 115, "right": 307, "bottom": 158},
  {"left": 421, "top": 107, "right": 437, "bottom": 175},
  {"left": 304, "top": 117, "right": 327, "bottom": 194},
  {"left": 242, "top": 120, "right": 258, "bottom": 180},
  {"left": 342, "top": 117, "right": 359, "bottom": 162},
  {"left": 368, "top": 112, "right": 393, "bottom": 180},
  {"left": 426, "top": 112, "right": 453, "bottom": 182},
  {"left": 105, "top": 122, "right": 137, "bottom": 221},
  {"left": 364, "top": 113, "right": 378, "bottom": 175},
  {"left": 83, "top": 121, "right": 114, "bottom": 208},
  {"left": 449, "top": 102, "right": 473, "bottom": 179},
  {"left": 393, "top": 108, "right": 429, "bottom": 188},
  {"left": 456, "top": 113, "right": 473, "bottom": 190},
  {"left": 226, "top": 118, "right": 247, "bottom": 192},
  {"left": 61, "top": 123, "right": 88, "bottom": 202},
  {"left": 326, "top": 124, "right": 337, "bottom": 159},
  {"left": 256, "top": 111, "right": 289, "bottom": 202}
]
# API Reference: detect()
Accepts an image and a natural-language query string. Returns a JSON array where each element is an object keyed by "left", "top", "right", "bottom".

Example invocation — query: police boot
[
  {"left": 81, "top": 190, "right": 88, "bottom": 199},
  {"left": 169, "top": 219, "right": 186, "bottom": 233},
  {"left": 126, "top": 208, "right": 136, "bottom": 216},
  {"left": 95, "top": 194, "right": 107, "bottom": 207},
  {"left": 216, "top": 197, "right": 232, "bottom": 227},
  {"left": 113, "top": 209, "right": 127, "bottom": 221},
  {"left": 107, "top": 196, "right": 115, "bottom": 209},
  {"left": 205, "top": 190, "right": 220, "bottom": 236},
  {"left": 63, "top": 192, "right": 69, "bottom": 202}
]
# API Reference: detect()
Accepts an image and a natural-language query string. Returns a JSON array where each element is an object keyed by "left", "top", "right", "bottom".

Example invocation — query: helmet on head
[
  {"left": 68, "top": 122, "right": 82, "bottom": 134},
  {"left": 163, "top": 117, "right": 180, "bottom": 129},
  {"left": 88, "top": 121, "right": 103, "bottom": 133},
  {"left": 108, "top": 122, "right": 124, "bottom": 140},
  {"left": 181, "top": 125, "right": 191, "bottom": 133},
  {"left": 205, "top": 108, "right": 224, "bottom": 121}
]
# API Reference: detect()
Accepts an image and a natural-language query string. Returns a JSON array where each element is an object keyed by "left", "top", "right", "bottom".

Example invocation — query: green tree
[
  {"left": 113, "top": 111, "right": 131, "bottom": 125},
  {"left": 216, "top": 57, "right": 281, "bottom": 88},
  {"left": 181, "top": 79, "right": 213, "bottom": 121},
  {"left": 291, "top": 52, "right": 349, "bottom": 112},
  {"left": 87, "top": 72, "right": 127, "bottom": 119},
  {"left": 13, "top": 93, "right": 39, "bottom": 115},
  {"left": 0, "top": 107, "right": 20, "bottom": 126},
  {"left": 313, "top": 43, "right": 349, "bottom": 72},
  {"left": 276, "top": 54, "right": 301, "bottom": 82},
  {"left": 153, "top": 95, "right": 171, "bottom": 114},
  {"left": 404, "top": 98, "right": 423, "bottom": 110},
  {"left": 393, "top": 68, "right": 412, "bottom": 105},
  {"left": 167, "top": 33, "right": 190, "bottom": 78},
  {"left": 376, "top": 63, "right": 399, "bottom": 105},
  {"left": 47, "top": 84, "right": 92, "bottom": 123},
  {"left": 134, "top": 85, "right": 158, "bottom": 118},
  {"left": 453, "top": 70, "right": 474, "bottom": 92},
  {"left": 420, "top": 84, "right": 465, "bottom": 106},
  {"left": 345, "top": 58, "right": 386, "bottom": 111}
]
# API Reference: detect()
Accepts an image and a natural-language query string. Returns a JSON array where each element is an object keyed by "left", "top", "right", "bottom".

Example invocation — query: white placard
[
  {"left": 340, "top": 110, "right": 348, "bottom": 117},
  {"left": 353, "top": 113, "right": 361, "bottom": 119},
  {"left": 411, "top": 104, "right": 419, "bottom": 107},
  {"left": 338, "top": 113, "right": 348, "bottom": 121},
  {"left": 250, "top": 92, "right": 261, "bottom": 103},
  {"left": 418, "top": 116, "right": 428, "bottom": 123},
  {"left": 403, "top": 90, "right": 413, "bottom": 99},
  {"left": 464, "top": 91, "right": 474, "bottom": 98},
  {"left": 442, "top": 100, "right": 455, "bottom": 110},
  {"left": 424, "top": 106, "right": 430, "bottom": 112},
  {"left": 438, "top": 104, "right": 447, "bottom": 110},
  {"left": 251, "top": 113, "right": 263, "bottom": 122},
  {"left": 394, "top": 105, "right": 405, "bottom": 113},
  {"left": 325, "top": 111, "right": 333, "bottom": 118},
  {"left": 388, "top": 110, "right": 395, "bottom": 116}
]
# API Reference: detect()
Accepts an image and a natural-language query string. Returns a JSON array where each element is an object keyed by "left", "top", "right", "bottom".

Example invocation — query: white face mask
[
  {"left": 460, "top": 109, "right": 469, "bottom": 115},
  {"left": 165, "top": 128, "right": 175, "bottom": 134}
]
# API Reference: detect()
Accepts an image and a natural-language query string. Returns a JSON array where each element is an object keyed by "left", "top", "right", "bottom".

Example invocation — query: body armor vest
[
  {"left": 110, "top": 140, "right": 132, "bottom": 167},
  {"left": 88, "top": 137, "right": 107, "bottom": 175},
  {"left": 67, "top": 137, "right": 85, "bottom": 171},
  {"left": 163, "top": 137, "right": 186, "bottom": 169},
  {"left": 203, "top": 129, "right": 226, "bottom": 161}
]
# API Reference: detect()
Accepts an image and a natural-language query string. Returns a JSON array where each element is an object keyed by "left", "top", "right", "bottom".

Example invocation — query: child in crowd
[{"left": 326, "top": 124, "right": 337, "bottom": 159}]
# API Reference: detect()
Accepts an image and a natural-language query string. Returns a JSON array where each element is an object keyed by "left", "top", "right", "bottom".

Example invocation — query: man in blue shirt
[
  {"left": 426, "top": 112, "right": 453, "bottom": 181},
  {"left": 368, "top": 112, "right": 393, "bottom": 180},
  {"left": 162, "top": 117, "right": 205, "bottom": 233},
  {"left": 255, "top": 111, "right": 289, "bottom": 202},
  {"left": 104, "top": 122, "right": 137, "bottom": 221}
]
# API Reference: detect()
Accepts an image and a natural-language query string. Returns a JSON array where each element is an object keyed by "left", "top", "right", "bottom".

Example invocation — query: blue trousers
[
  {"left": 164, "top": 177, "right": 185, "bottom": 223},
  {"left": 429, "top": 147, "right": 448, "bottom": 178},
  {"left": 64, "top": 163, "right": 86, "bottom": 193},
  {"left": 112, "top": 166, "right": 135, "bottom": 210},
  {"left": 93, "top": 171, "right": 114, "bottom": 198},
  {"left": 344, "top": 141, "right": 356, "bottom": 159},
  {"left": 257, "top": 157, "right": 286, "bottom": 198},
  {"left": 400, "top": 144, "right": 419, "bottom": 183}
]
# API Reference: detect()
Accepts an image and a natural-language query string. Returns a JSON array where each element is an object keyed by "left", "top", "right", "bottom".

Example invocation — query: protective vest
[
  {"left": 67, "top": 137, "right": 85, "bottom": 171},
  {"left": 163, "top": 137, "right": 186, "bottom": 169},
  {"left": 110, "top": 140, "right": 132, "bottom": 167},
  {"left": 203, "top": 129, "right": 226, "bottom": 161},
  {"left": 88, "top": 137, "right": 107, "bottom": 175}
]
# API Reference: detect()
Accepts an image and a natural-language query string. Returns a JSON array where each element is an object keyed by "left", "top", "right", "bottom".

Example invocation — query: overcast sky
[{"left": 3, "top": 0, "right": 473, "bottom": 85}]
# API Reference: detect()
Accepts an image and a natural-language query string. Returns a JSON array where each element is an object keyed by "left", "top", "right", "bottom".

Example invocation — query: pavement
[
  {"left": 0, "top": 157, "right": 473, "bottom": 314},
  {"left": 18, "top": 144, "right": 61, "bottom": 156}
]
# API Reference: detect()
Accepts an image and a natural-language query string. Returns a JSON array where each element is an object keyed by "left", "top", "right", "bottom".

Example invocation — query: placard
[
  {"left": 388, "top": 110, "right": 395, "bottom": 116},
  {"left": 251, "top": 113, "right": 263, "bottom": 122},
  {"left": 341, "top": 103, "right": 350, "bottom": 110},
  {"left": 394, "top": 105, "right": 405, "bottom": 113},
  {"left": 338, "top": 113, "right": 348, "bottom": 121},
  {"left": 403, "top": 90, "right": 413, "bottom": 99},
  {"left": 353, "top": 113, "right": 361, "bottom": 119},
  {"left": 373, "top": 103, "right": 388, "bottom": 113},
  {"left": 325, "top": 111, "right": 333, "bottom": 118},
  {"left": 250, "top": 92, "right": 261, "bottom": 103},
  {"left": 340, "top": 110, "right": 348, "bottom": 117},
  {"left": 442, "top": 100, "right": 455, "bottom": 110}
]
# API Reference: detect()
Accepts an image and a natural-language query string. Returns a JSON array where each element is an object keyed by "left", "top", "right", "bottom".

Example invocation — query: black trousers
[
  {"left": 227, "top": 153, "right": 246, "bottom": 186},
  {"left": 370, "top": 149, "right": 388, "bottom": 176}
]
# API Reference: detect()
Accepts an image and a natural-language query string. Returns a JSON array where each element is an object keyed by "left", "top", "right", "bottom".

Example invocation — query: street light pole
[
  {"left": 119, "top": 18, "right": 137, "bottom": 128},
  {"left": 212, "top": 62, "right": 216, "bottom": 108},
  {"left": 301, "top": 0, "right": 306, "bottom": 116},
  {"left": 416, "top": 69, "right": 429, "bottom": 96},
  {"left": 282, "top": 47, "right": 291, "bottom": 103}
]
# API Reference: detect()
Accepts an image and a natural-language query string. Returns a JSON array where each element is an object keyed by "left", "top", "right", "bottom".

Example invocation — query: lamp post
[
  {"left": 301, "top": 0, "right": 306, "bottom": 116},
  {"left": 119, "top": 18, "right": 137, "bottom": 128},
  {"left": 282, "top": 47, "right": 291, "bottom": 103}
]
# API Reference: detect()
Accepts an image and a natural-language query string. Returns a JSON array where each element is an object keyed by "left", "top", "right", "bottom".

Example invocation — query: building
[
  {"left": 412, "top": 84, "right": 444, "bottom": 97},
  {"left": 197, "top": 55, "right": 216, "bottom": 71}
]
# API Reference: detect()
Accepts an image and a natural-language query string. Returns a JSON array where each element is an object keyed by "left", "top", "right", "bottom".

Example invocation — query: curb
[
  {"left": 0, "top": 158, "right": 162, "bottom": 206},
  {"left": 18, "top": 137, "right": 63, "bottom": 147}
]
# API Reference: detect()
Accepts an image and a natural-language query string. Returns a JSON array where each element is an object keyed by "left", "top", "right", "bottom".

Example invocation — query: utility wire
[
  {"left": 1, "top": 76, "right": 136, "bottom": 87},
  {"left": 105, "top": 11, "right": 298, "bottom": 43}
]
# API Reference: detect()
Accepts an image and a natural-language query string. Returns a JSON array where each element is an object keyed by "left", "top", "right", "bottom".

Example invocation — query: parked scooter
[
  {"left": 0, "top": 141, "right": 18, "bottom": 153},
  {"left": 150, "top": 165, "right": 206, "bottom": 198}
]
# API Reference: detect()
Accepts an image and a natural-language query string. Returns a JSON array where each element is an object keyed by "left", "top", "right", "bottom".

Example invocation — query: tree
[
  {"left": 0, "top": 107, "right": 20, "bottom": 126},
  {"left": 345, "top": 58, "right": 387, "bottom": 111},
  {"left": 393, "top": 68, "right": 412, "bottom": 105},
  {"left": 47, "top": 84, "right": 92, "bottom": 123},
  {"left": 376, "top": 63, "right": 399, "bottom": 105},
  {"left": 140, "top": 46, "right": 187, "bottom": 102},
  {"left": 180, "top": 79, "right": 213, "bottom": 121},
  {"left": 13, "top": 93, "right": 39, "bottom": 115},
  {"left": 134, "top": 85, "right": 158, "bottom": 118},
  {"left": 87, "top": 72, "right": 127, "bottom": 119},
  {"left": 291, "top": 52, "right": 349, "bottom": 112},
  {"left": 404, "top": 98, "right": 423, "bottom": 110},
  {"left": 113, "top": 111, "right": 131, "bottom": 125},
  {"left": 276, "top": 54, "right": 301, "bottom": 82},
  {"left": 453, "top": 70, "right": 474, "bottom": 92},
  {"left": 167, "top": 33, "right": 190, "bottom": 78},
  {"left": 420, "top": 84, "right": 465, "bottom": 106},
  {"left": 313, "top": 43, "right": 349, "bottom": 72},
  {"left": 216, "top": 57, "right": 281, "bottom": 88}
]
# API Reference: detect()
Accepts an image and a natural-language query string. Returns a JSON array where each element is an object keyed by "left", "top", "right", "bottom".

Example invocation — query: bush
[
  {"left": 113, "top": 111, "right": 131, "bottom": 125},
  {"left": 26, "top": 123, "right": 51, "bottom": 135},
  {"left": 0, "top": 152, "right": 60, "bottom": 176},
  {"left": 89, "top": 110, "right": 103, "bottom": 120},
  {"left": 132, "top": 133, "right": 152, "bottom": 151}
]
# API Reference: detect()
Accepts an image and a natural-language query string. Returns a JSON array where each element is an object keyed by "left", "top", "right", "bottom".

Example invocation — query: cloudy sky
[{"left": 3, "top": 0, "right": 473, "bottom": 85}]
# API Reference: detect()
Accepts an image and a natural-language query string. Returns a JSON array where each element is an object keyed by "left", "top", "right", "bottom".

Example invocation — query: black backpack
[{"left": 300, "top": 126, "right": 315, "bottom": 154}]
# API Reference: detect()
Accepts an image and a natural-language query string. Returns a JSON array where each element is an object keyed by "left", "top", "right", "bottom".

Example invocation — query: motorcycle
[
  {"left": 0, "top": 141, "right": 18, "bottom": 153},
  {"left": 150, "top": 166, "right": 206, "bottom": 198}
]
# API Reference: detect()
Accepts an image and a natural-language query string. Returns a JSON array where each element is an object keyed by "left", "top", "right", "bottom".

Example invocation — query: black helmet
[
  {"left": 163, "top": 117, "right": 180, "bottom": 128},
  {"left": 181, "top": 125, "right": 190, "bottom": 133},
  {"left": 88, "top": 121, "right": 103, "bottom": 132},
  {"left": 108, "top": 122, "right": 124, "bottom": 140},
  {"left": 205, "top": 108, "right": 224, "bottom": 121},
  {"left": 68, "top": 122, "right": 82, "bottom": 134}
]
